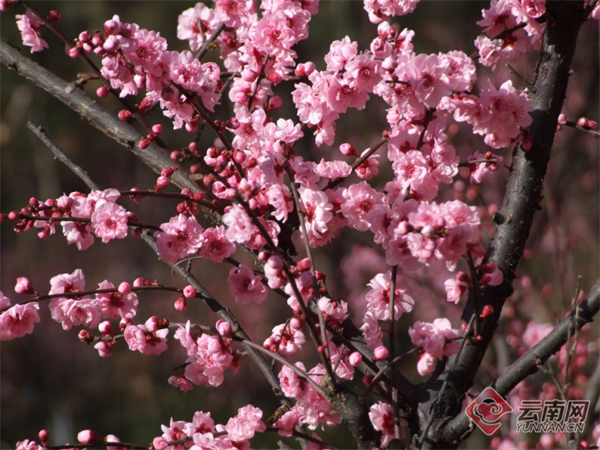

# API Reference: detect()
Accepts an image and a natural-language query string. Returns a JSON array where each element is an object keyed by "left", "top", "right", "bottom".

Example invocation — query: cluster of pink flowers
[
  {"left": 474, "top": 0, "right": 546, "bottom": 68},
  {"left": 409, "top": 318, "right": 461, "bottom": 375},
  {"left": 152, "top": 405, "right": 265, "bottom": 450},
  {"left": 171, "top": 320, "right": 239, "bottom": 390},
  {"left": 363, "top": 0, "right": 421, "bottom": 24},
  {"left": 47, "top": 269, "right": 140, "bottom": 331},
  {"left": 274, "top": 362, "right": 340, "bottom": 433}
]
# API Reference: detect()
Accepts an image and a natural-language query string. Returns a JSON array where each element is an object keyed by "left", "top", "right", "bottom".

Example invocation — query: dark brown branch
[
  {"left": 0, "top": 38, "right": 206, "bottom": 214},
  {"left": 414, "top": 5, "right": 589, "bottom": 448},
  {"left": 442, "top": 278, "right": 600, "bottom": 444}
]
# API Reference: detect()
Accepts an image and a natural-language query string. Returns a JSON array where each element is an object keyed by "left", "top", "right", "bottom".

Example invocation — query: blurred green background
[{"left": 1, "top": 2, "right": 598, "bottom": 449}]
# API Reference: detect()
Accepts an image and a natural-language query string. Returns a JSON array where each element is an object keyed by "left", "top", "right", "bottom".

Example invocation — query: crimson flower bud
[
  {"left": 68, "top": 47, "right": 80, "bottom": 59},
  {"left": 138, "top": 138, "right": 151, "bottom": 149},
  {"left": 118, "top": 110, "right": 132, "bottom": 121},
  {"left": 152, "top": 124, "right": 163, "bottom": 135},
  {"left": 339, "top": 143, "right": 358, "bottom": 157},
  {"left": 174, "top": 296, "right": 187, "bottom": 311},
  {"left": 577, "top": 116, "right": 588, "bottom": 127},
  {"left": 268, "top": 95, "right": 283, "bottom": 111},
  {"left": 96, "top": 86, "right": 110, "bottom": 98},
  {"left": 45, "top": 10, "right": 61, "bottom": 23},
  {"left": 155, "top": 175, "right": 169, "bottom": 190},
  {"left": 78, "top": 329, "right": 94, "bottom": 343},
  {"left": 133, "top": 277, "right": 145, "bottom": 287}
]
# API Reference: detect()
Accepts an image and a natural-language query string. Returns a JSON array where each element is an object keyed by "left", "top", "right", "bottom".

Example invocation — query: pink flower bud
[
  {"left": 362, "top": 374, "right": 374, "bottom": 385},
  {"left": 174, "top": 296, "right": 187, "bottom": 311},
  {"left": 133, "top": 277, "right": 145, "bottom": 287},
  {"left": 268, "top": 95, "right": 283, "bottom": 111},
  {"left": 349, "top": 351, "right": 363, "bottom": 367},
  {"left": 152, "top": 124, "right": 163, "bottom": 135},
  {"left": 78, "top": 329, "right": 94, "bottom": 343},
  {"left": 480, "top": 305, "right": 494, "bottom": 319},
  {"left": 183, "top": 285, "right": 197, "bottom": 299},
  {"left": 268, "top": 72, "right": 282, "bottom": 84},
  {"left": 155, "top": 175, "right": 169, "bottom": 190},
  {"left": 289, "top": 317, "right": 303, "bottom": 329},
  {"left": 296, "top": 258, "right": 311, "bottom": 272},
  {"left": 577, "top": 117, "right": 588, "bottom": 127},
  {"left": 161, "top": 167, "right": 175, "bottom": 178},
  {"left": 267, "top": 255, "right": 283, "bottom": 270},
  {"left": 99, "top": 321, "right": 114, "bottom": 336},
  {"left": 38, "top": 429, "right": 49, "bottom": 443},
  {"left": 68, "top": 47, "right": 80, "bottom": 59},
  {"left": 14, "top": 277, "right": 34, "bottom": 294},
  {"left": 96, "top": 85, "right": 110, "bottom": 98},
  {"left": 303, "top": 62, "right": 315, "bottom": 76},
  {"left": 339, "top": 143, "right": 358, "bottom": 157},
  {"left": 118, "top": 110, "right": 132, "bottom": 121},
  {"left": 104, "top": 19, "right": 119, "bottom": 35},
  {"left": 294, "top": 64, "right": 306, "bottom": 77},
  {"left": 77, "top": 430, "right": 100, "bottom": 444},
  {"left": 138, "top": 138, "right": 151, "bottom": 150},
  {"left": 241, "top": 68, "right": 258, "bottom": 82},
  {"left": 153, "top": 437, "right": 169, "bottom": 450},
  {"left": 118, "top": 282, "right": 131, "bottom": 294},
  {"left": 216, "top": 319, "right": 232, "bottom": 336},
  {"left": 373, "top": 346, "right": 389, "bottom": 361}
]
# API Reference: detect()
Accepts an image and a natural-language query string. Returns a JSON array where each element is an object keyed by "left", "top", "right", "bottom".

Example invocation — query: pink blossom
[
  {"left": 266, "top": 185, "right": 294, "bottom": 222},
  {"left": 299, "top": 188, "right": 334, "bottom": 245},
  {"left": 433, "top": 318, "right": 460, "bottom": 356},
  {"left": 368, "top": 402, "right": 407, "bottom": 447},
  {"left": 360, "top": 311, "right": 383, "bottom": 349},
  {"left": 224, "top": 405, "right": 266, "bottom": 443},
  {"left": 158, "top": 419, "right": 188, "bottom": 450},
  {"left": 0, "top": 292, "right": 10, "bottom": 309},
  {"left": 62, "top": 220, "right": 95, "bottom": 251},
  {"left": 228, "top": 264, "right": 268, "bottom": 304},
  {"left": 278, "top": 363, "right": 306, "bottom": 398},
  {"left": 168, "top": 374, "right": 194, "bottom": 393},
  {"left": 365, "top": 271, "right": 414, "bottom": 320},
  {"left": 314, "top": 159, "right": 352, "bottom": 180},
  {"left": 468, "top": 151, "right": 503, "bottom": 184},
  {"left": 264, "top": 323, "right": 306, "bottom": 356},
  {"left": 155, "top": 214, "right": 204, "bottom": 263},
  {"left": 342, "top": 181, "right": 386, "bottom": 232},
  {"left": 48, "top": 296, "right": 100, "bottom": 331},
  {"left": 444, "top": 274, "right": 468, "bottom": 304},
  {"left": 0, "top": 302, "right": 40, "bottom": 340},
  {"left": 409, "top": 321, "right": 445, "bottom": 357},
  {"left": 318, "top": 297, "right": 349, "bottom": 324},
  {"left": 417, "top": 352, "right": 436, "bottom": 376},
  {"left": 96, "top": 280, "right": 138, "bottom": 319},
  {"left": 16, "top": 440, "right": 43, "bottom": 450},
  {"left": 124, "top": 323, "right": 169, "bottom": 356},
  {"left": 16, "top": 10, "right": 48, "bottom": 53},
  {"left": 15, "top": 277, "right": 34, "bottom": 294},
  {"left": 49, "top": 268, "right": 86, "bottom": 295},
  {"left": 198, "top": 226, "right": 236, "bottom": 262},
  {"left": 222, "top": 205, "right": 256, "bottom": 244},
  {"left": 90, "top": 200, "right": 129, "bottom": 243},
  {"left": 177, "top": 3, "right": 221, "bottom": 52}
]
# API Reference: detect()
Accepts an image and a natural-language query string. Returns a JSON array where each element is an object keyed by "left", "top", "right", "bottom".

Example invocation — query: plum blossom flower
[
  {"left": 410, "top": 318, "right": 461, "bottom": 375},
  {"left": 16, "top": 10, "right": 48, "bottom": 53},
  {"left": 368, "top": 402, "right": 408, "bottom": 447},
  {"left": 198, "top": 226, "right": 236, "bottom": 263},
  {"left": 90, "top": 200, "right": 129, "bottom": 243},
  {"left": 278, "top": 363, "right": 306, "bottom": 399},
  {"left": 0, "top": 302, "right": 40, "bottom": 340},
  {"left": 95, "top": 280, "right": 138, "bottom": 319},
  {"left": 124, "top": 321, "right": 169, "bottom": 356},
  {"left": 16, "top": 440, "right": 43, "bottom": 450},
  {"left": 222, "top": 204, "right": 255, "bottom": 244},
  {"left": 342, "top": 181, "right": 386, "bottom": 232},
  {"left": 224, "top": 405, "right": 266, "bottom": 443},
  {"left": 228, "top": 264, "right": 268, "bottom": 304},
  {"left": 177, "top": 3, "right": 221, "bottom": 52},
  {"left": 299, "top": 188, "right": 334, "bottom": 245},
  {"left": 155, "top": 214, "right": 204, "bottom": 263},
  {"left": 317, "top": 297, "right": 349, "bottom": 324},
  {"left": 360, "top": 311, "right": 383, "bottom": 349},
  {"left": 365, "top": 271, "right": 414, "bottom": 320}
]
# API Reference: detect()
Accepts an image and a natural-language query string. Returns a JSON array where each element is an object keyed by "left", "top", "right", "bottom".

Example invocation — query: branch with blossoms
[{"left": 2, "top": 0, "right": 600, "bottom": 450}]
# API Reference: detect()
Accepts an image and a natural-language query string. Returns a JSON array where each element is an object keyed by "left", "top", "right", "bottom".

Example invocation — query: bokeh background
[{"left": 1, "top": 2, "right": 598, "bottom": 449}]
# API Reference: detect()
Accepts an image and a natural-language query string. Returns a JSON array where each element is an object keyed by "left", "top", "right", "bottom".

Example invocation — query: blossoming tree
[{"left": 1, "top": 0, "right": 599, "bottom": 449}]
